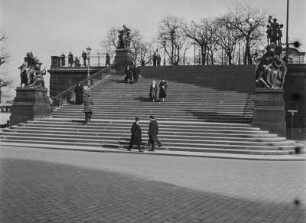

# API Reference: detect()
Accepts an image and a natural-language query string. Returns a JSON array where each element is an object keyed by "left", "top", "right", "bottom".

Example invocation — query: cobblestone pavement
[{"left": 0, "top": 146, "right": 305, "bottom": 223}]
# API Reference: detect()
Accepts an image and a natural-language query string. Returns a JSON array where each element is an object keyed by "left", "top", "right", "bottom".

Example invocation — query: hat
[{"left": 150, "top": 115, "right": 155, "bottom": 119}]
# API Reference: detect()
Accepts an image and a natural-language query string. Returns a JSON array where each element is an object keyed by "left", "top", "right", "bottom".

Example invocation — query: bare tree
[
  {"left": 227, "top": 3, "right": 266, "bottom": 64},
  {"left": 184, "top": 19, "right": 215, "bottom": 65},
  {"left": 138, "top": 42, "right": 153, "bottom": 66},
  {"left": 158, "top": 16, "right": 187, "bottom": 65},
  {"left": 0, "top": 32, "right": 12, "bottom": 103},
  {"left": 100, "top": 27, "right": 118, "bottom": 59},
  {"left": 214, "top": 15, "right": 242, "bottom": 65}
]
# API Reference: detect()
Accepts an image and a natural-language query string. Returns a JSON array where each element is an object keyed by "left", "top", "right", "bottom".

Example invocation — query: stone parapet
[{"left": 10, "top": 87, "right": 51, "bottom": 126}]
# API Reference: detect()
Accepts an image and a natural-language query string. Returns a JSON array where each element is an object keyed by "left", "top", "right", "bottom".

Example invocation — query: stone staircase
[{"left": 0, "top": 72, "right": 303, "bottom": 155}]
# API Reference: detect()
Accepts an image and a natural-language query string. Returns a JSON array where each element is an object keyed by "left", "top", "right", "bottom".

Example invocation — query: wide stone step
[
  {"left": 51, "top": 114, "right": 251, "bottom": 123},
  {"left": 0, "top": 139, "right": 292, "bottom": 155},
  {"left": 0, "top": 135, "right": 298, "bottom": 152},
  {"left": 1, "top": 131, "right": 295, "bottom": 147},
  {"left": 11, "top": 122, "right": 268, "bottom": 134},
  {"left": 4, "top": 128, "right": 286, "bottom": 142}
]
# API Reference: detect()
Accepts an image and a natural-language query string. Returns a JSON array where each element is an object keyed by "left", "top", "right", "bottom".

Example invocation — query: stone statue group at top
[
  {"left": 117, "top": 25, "right": 131, "bottom": 49},
  {"left": 19, "top": 52, "right": 46, "bottom": 88},
  {"left": 255, "top": 16, "right": 287, "bottom": 89}
]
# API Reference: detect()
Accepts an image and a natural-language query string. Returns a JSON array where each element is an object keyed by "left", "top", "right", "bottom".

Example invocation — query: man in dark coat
[
  {"left": 105, "top": 53, "right": 110, "bottom": 66},
  {"left": 60, "top": 53, "right": 66, "bottom": 67},
  {"left": 128, "top": 117, "right": 143, "bottom": 152},
  {"left": 82, "top": 51, "right": 87, "bottom": 67},
  {"left": 83, "top": 92, "right": 94, "bottom": 124},
  {"left": 148, "top": 115, "right": 162, "bottom": 151},
  {"left": 74, "top": 83, "right": 83, "bottom": 104},
  {"left": 68, "top": 52, "right": 74, "bottom": 67}
]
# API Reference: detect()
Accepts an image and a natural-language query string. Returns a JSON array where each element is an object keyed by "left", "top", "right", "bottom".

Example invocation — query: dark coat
[
  {"left": 83, "top": 94, "right": 94, "bottom": 113},
  {"left": 130, "top": 122, "right": 142, "bottom": 145},
  {"left": 149, "top": 84, "right": 158, "bottom": 100},
  {"left": 159, "top": 81, "right": 167, "bottom": 98},
  {"left": 74, "top": 85, "right": 83, "bottom": 104},
  {"left": 125, "top": 65, "right": 132, "bottom": 81},
  {"left": 148, "top": 119, "right": 158, "bottom": 142}
]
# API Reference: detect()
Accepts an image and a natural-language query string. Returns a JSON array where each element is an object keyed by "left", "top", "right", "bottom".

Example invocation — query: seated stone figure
[
  {"left": 255, "top": 45, "right": 287, "bottom": 89},
  {"left": 19, "top": 52, "right": 46, "bottom": 88}
]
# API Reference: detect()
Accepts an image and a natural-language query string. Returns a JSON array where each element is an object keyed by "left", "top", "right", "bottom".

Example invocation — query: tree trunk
[
  {"left": 201, "top": 46, "right": 206, "bottom": 65},
  {"left": 210, "top": 51, "right": 214, "bottom": 65},
  {"left": 227, "top": 51, "right": 232, "bottom": 65}
]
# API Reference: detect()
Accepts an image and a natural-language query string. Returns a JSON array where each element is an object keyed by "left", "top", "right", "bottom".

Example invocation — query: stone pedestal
[
  {"left": 252, "top": 88, "right": 286, "bottom": 136},
  {"left": 10, "top": 87, "right": 51, "bottom": 126},
  {"left": 113, "top": 48, "right": 133, "bottom": 73}
]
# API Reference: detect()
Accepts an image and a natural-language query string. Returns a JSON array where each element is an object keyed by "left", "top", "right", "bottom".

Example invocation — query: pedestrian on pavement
[
  {"left": 148, "top": 115, "right": 162, "bottom": 151},
  {"left": 159, "top": 79, "right": 168, "bottom": 102},
  {"left": 74, "top": 83, "right": 83, "bottom": 104},
  {"left": 83, "top": 91, "right": 94, "bottom": 124},
  {"left": 149, "top": 80, "right": 158, "bottom": 102},
  {"left": 128, "top": 117, "right": 143, "bottom": 152},
  {"left": 82, "top": 51, "right": 87, "bottom": 67}
]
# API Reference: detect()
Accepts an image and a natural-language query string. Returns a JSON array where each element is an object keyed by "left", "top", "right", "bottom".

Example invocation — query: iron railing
[
  {"left": 51, "top": 66, "right": 112, "bottom": 110},
  {"left": 286, "top": 128, "right": 306, "bottom": 141},
  {"left": 57, "top": 54, "right": 112, "bottom": 68}
]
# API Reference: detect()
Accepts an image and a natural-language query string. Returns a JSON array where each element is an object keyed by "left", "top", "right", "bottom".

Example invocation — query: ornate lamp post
[
  {"left": 86, "top": 47, "right": 92, "bottom": 86},
  {"left": 285, "top": 0, "right": 289, "bottom": 64}
]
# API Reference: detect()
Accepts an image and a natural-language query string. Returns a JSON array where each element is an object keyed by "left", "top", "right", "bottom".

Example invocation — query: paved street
[{"left": 0, "top": 146, "right": 305, "bottom": 223}]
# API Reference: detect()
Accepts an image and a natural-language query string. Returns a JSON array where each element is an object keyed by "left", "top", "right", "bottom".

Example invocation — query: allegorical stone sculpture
[
  {"left": 19, "top": 52, "right": 46, "bottom": 88},
  {"left": 117, "top": 25, "right": 131, "bottom": 49},
  {"left": 255, "top": 16, "right": 286, "bottom": 89}
]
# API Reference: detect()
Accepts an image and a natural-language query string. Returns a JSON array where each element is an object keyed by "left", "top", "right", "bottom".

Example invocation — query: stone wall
[
  {"left": 140, "top": 64, "right": 306, "bottom": 139},
  {"left": 48, "top": 67, "right": 103, "bottom": 97}
]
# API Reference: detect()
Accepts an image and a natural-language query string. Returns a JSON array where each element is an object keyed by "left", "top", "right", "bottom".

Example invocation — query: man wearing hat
[
  {"left": 148, "top": 115, "right": 162, "bottom": 151},
  {"left": 128, "top": 117, "right": 143, "bottom": 152}
]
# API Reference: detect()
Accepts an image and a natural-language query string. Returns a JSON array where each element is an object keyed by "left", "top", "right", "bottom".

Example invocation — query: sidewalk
[{"left": 1, "top": 141, "right": 306, "bottom": 161}]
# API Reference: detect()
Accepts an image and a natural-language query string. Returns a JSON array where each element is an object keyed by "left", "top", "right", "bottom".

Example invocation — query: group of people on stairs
[
  {"left": 128, "top": 115, "right": 163, "bottom": 152},
  {"left": 149, "top": 79, "right": 168, "bottom": 102},
  {"left": 75, "top": 72, "right": 168, "bottom": 151}
]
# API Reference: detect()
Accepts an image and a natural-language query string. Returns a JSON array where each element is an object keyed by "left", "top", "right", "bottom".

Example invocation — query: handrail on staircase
[{"left": 51, "top": 66, "right": 112, "bottom": 109}]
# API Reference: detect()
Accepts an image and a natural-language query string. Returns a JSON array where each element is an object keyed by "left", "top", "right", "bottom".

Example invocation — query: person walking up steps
[
  {"left": 128, "top": 117, "right": 143, "bottom": 152},
  {"left": 83, "top": 91, "right": 94, "bottom": 125},
  {"left": 148, "top": 115, "right": 162, "bottom": 151}
]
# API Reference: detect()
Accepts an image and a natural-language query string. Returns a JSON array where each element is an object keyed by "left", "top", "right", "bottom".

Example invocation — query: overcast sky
[{"left": 0, "top": 0, "right": 305, "bottom": 92}]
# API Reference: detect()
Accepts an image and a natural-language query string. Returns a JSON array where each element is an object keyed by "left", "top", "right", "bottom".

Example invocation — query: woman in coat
[
  {"left": 149, "top": 80, "right": 158, "bottom": 102},
  {"left": 159, "top": 80, "right": 168, "bottom": 102},
  {"left": 128, "top": 117, "right": 142, "bottom": 152},
  {"left": 83, "top": 93, "right": 94, "bottom": 124}
]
